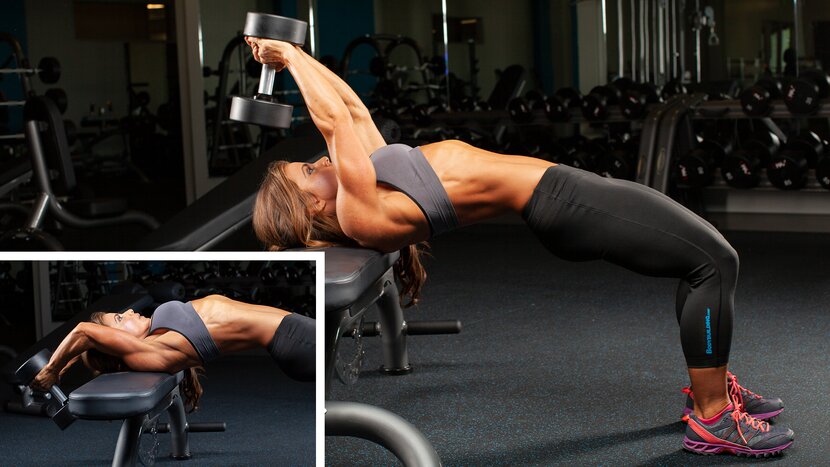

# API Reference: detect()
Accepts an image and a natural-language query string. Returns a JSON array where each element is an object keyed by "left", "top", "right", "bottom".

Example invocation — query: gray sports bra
[
  {"left": 370, "top": 144, "right": 459, "bottom": 237},
  {"left": 149, "top": 301, "right": 221, "bottom": 363}
]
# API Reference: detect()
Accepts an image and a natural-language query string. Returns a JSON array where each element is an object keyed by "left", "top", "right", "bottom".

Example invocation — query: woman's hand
[
  {"left": 246, "top": 37, "right": 294, "bottom": 72},
  {"left": 31, "top": 364, "right": 59, "bottom": 392}
]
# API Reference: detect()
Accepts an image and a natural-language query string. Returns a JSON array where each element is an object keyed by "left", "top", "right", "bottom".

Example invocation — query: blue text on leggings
[{"left": 705, "top": 308, "right": 713, "bottom": 355}]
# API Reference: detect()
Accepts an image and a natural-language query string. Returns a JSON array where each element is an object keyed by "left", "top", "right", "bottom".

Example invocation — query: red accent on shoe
[{"left": 699, "top": 402, "right": 733, "bottom": 425}]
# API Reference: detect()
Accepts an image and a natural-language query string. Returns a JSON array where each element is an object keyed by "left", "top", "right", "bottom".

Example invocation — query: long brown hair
[
  {"left": 253, "top": 160, "right": 427, "bottom": 306},
  {"left": 85, "top": 311, "right": 204, "bottom": 412}
]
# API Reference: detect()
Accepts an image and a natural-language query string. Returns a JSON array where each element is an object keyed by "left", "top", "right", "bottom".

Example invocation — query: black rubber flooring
[
  {"left": 326, "top": 224, "right": 830, "bottom": 466},
  {"left": 0, "top": 356, "right": 315, "bottom": 466}
]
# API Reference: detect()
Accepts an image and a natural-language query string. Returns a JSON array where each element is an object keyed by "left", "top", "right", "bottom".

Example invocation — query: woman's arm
[
  {"left": 246, "top": 38, "right": 385, "bottom": 154},
  {"left": 32, "top": 322, "right": 184, "bottom": 390},
  {"left": 292, "top": 47, "right": 386, "bottom": 153}
]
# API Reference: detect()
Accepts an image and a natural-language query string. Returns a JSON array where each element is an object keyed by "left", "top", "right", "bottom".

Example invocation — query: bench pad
[
  {"left": 323, "top": 247, "right": 399, "bottom": 311},
  {"left": 68, "top": 371, "right": 184, "bottom": 420}
]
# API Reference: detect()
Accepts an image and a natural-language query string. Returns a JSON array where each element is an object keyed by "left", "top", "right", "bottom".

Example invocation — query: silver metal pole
[
  {"left": 631, "top": 0, "right": 637, "bottom": 81},
  {"left": 618, "top": 0, "right": 624, "bottom": 77},
  {"left": 793, "top": 0, "right": 799, "bottom": 76},
  {"left": 671, "top": 0, "right": 677, "bottom": 78},
  {"left": 679, "top": 0, "right": 686, "bottom": 80},
  {"left": 644, "top": 0, "right": 649, "bottom": 81},
  {"left": 658, "top": 0, "right": 665, "bottom": 84},
  {"left": 442, "top": 0, "right": 451, "bottom": 109},
  {"left": 695, "top": 0, "right": 701, "bottom": 82},
  {"left": 308, "top": 0, "right": 318, "bottom": 58}
]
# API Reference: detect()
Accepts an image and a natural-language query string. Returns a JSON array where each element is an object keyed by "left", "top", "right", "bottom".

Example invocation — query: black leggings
[
  {"left": 268, "top": 313, "right": 316, "bottom": 381},
  {"left": 523, "top": 165, "right": 737, "bottom": 368}
]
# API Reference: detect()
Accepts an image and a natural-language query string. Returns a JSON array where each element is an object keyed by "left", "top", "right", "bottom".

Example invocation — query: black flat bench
[
  {"left": 324, "top": 246, "right": 460, "bottom": 467},
  {"left": 70, "top": 371, "right": 197, "bottom": 467}
]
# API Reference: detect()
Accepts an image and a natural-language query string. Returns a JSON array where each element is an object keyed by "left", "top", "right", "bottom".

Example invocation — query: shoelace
[
  {"left": 728, "top": 372, "right": 763, "bottom": 398},
  {"left": 729, "top": 395, "right": 770, "bottom": 445},
  {"left": 727, "top": 372, "right": 762, "bottom": 412}
]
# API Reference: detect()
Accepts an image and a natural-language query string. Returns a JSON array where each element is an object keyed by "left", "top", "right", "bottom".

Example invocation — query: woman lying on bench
[
  {"left": 246, "top": 38, "right": 792, "bottom": 458},
  {"left": 31, "top": 295, "right": 314, "bottom": 411}
]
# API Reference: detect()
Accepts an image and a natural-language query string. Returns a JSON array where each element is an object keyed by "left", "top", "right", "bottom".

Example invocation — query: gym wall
[
  {"left": 24, "top": 0, "right": 131, "bottom": 128},
  {"left": 374, "top": 0, "right": 536, "bottom": 102}
]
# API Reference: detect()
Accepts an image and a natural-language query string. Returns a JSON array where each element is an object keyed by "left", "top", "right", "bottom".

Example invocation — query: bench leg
[
  {"left": 166, "top": 389, "right": 191, "bottom": 460},
  {"left": 377, "top": 275, "right": 411, "bottom": 374},
  {"left": 112, "top": 415, "right": 145, "bottom": 467},
  {"left": 326, "top": 401, "right": 441, "bottom": 467}
]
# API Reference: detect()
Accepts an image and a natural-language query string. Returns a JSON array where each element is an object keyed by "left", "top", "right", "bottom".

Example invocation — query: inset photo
[{"left": 0, "top": 257, "right": 318, "bottom": 466}]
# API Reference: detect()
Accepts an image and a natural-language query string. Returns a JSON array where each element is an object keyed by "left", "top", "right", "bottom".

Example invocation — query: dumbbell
[
  {"left": 817, "top": 152, "right": 830, "bottom": 189},
  {"left": 410, "top": 99, "right": 448, "bottom": 127},
  {"left": 767, "top": 131, "right": 824, "bottom": 190},
  {"left": 229, "top": 13, "right": 308, "bottom": 128},
  {"left": 581, "top": 78, "right": 633, "bottom": 121},
  {"left": 675, "top": 137, "right": 733, "bottom": 188},
  {"left": 507, "top": 90, "right": 546, "bottom": 123},
  {"left": 14, "top": 349, "right": 76, "bottom": 430},
  {"left": 544, "top": 87, "right": 582, "bottom": 122},
  {"left": 721, "top": 131, "right": 780, "bottom": 189},
  {"left": 595, "top": 138, "right": 639, "bottom": 180},
  {"left": 620, "top": 83, "right": 661, "bottom": 120},
  {"left": 784, "top": 69, "right": 830, "bottom": 115},
  {"left": 457, "top": 96, "right": 491, "bottom": 112},
  {"left": 661, "top": 78, "right": 688, "bottom": 100},
  {"left": 739, "top": 78, "right": 782, "bottom": 117},
  {"left": 558, "top": 138, "right": 610, "bottom": 172},
  {"left": 372, "top": 115, "right": 401, "bottom": 143},
  {"left": 0, "top": 56, "right": 61, "bottom": 84}
]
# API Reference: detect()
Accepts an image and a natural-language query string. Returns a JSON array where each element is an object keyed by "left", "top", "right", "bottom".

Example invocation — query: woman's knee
[{"left": 711, "top": 238, "right": 739, "bottom": 275}]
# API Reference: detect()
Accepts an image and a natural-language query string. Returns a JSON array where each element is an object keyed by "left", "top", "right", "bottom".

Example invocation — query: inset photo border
[{"left": 0, "top": 251, "right": 324, "bottom": 467}]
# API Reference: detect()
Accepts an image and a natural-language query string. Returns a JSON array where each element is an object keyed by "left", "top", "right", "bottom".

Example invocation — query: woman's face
[
  {"left": 102, "top": 309, "right": 150, "bottom": 337},
  {"left": 286, "top": 156, "right": 338, "bottom": 214}
]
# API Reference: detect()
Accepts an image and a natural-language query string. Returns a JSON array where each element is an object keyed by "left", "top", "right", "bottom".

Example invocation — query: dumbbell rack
[{"left": 646, "top": 96, "right": 830, "bottom": 232}]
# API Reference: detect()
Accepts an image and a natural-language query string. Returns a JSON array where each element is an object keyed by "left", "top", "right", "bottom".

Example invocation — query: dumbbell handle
[
  {"left": 48, "top": 384, "right": 69, "bottom": 405},
  {"left": 258, "top": 65, "right": 277, "bottom": 96}
]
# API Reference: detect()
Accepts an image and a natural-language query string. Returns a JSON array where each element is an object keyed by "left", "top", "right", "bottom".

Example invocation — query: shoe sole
[
  {"left": 682, "top": 406, "right": 783, "bottom": 421},
  {"left": 683, "top": 437, "right": 792, "bottom": 457}
]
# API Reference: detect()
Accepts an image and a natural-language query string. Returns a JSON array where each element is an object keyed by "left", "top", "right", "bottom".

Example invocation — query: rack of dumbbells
[
  {"left": 127, "top": 261, "right": 317, "bottom": 317},
  {"left": 648, "top": 71, "right": 830, "bottom": 230}
]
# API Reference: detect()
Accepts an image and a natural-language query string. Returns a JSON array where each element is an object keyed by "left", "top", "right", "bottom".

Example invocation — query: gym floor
[
  {"left": 326, "top": 223, "right": 830, "bottom": 466},
  {"left": 0, "top": 356, "right": 315, "bottom": 466}
]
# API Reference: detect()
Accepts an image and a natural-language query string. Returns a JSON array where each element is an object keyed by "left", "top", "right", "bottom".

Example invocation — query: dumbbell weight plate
[
  {"left": 767, "top": 148, "right": 808, "bottom": 190},
  {"left": 507, "top": 97, "right": 534, "bottom": 123},
  {"left": 722, "top": 149, "right": 762, "bottom": 189},
  {"left": 581, "top": 86, "right": 618, "bottom": 121},
  {"left": 243, "top": 13, "right": 308, "bottom": 45},
  {"left": 14, "top": 348, "right": 52, "bottom": 384},
  {"left": 229, "top": 96, "right": 293, "bottom": 128},
  {"left": 37, "top": 57, "right": 61, "bottom": 84},
  {"left": 784, "top": 70, "right": 830, "bottom": 115},
  {"left": 675, "top": 148, "right": 715, "bottom": 188},
  {"left": 816, "top": 156, "right": 830, "bottom": 189},
  {"left": 767, "top": 133, "right": 822, "bottom": 190},
  {"left": 597, "top": 148, "right": 635, "bottom": 180},
  {"left": 740, "top": 78, "right": 781, "bottom": 117},
  {"left": 372, "top": 116, "right": 401, "bottom": 144}
]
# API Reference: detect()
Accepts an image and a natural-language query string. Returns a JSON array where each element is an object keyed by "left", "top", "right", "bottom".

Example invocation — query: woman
[
  {"left": 32, "top": 295, "right": 315, "bottom": 411},
  {"left": 248, "top": 38, "right": 792, "bottom": 457}
]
